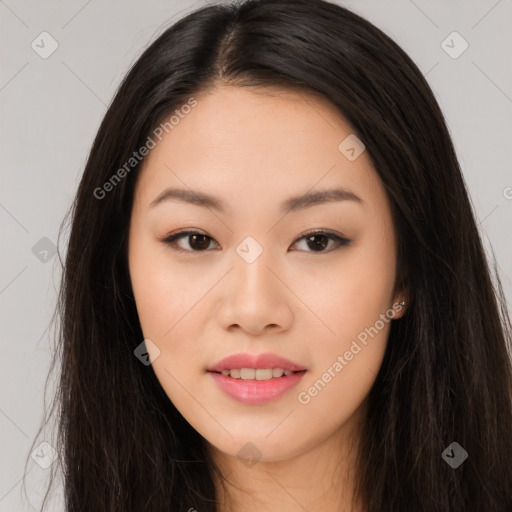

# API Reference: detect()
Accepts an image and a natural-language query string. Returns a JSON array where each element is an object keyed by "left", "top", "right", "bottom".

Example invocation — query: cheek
[
  {"left": 128, "top": 244, "right": 207, "bottom": 404},
  {"left": 128, "top": 233, "right": 206, "bottom": 338},
  {"left": 298, "top": 233, "right": 395, "bottom": 408},
  {"left": 297, "top": 284, "right": 393, "bottom": 430},
  {"left": 311, "top": 240, "right": 396, "bottom": 344},
  {"left": 128, "top": 235, "right": 218, "bottom": 400}
]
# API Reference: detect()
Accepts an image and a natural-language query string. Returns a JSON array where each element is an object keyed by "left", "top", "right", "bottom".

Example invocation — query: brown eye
[
  {"left": 161, "top": 229, "right": 351, "bottom": 254},
  {"left": 186, "top": 233, "right": 212, "bottom": 251},
  {"left": 163, "top": 230, "right": 218, "bottom": 252},
  {"left": 291, "top": 230, "right": 352, "bottom": 253},
  {"left": 304, "top": 234, "right": 330, "bottom": 251}
]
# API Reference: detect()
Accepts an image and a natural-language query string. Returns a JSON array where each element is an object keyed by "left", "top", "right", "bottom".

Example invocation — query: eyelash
[{"left": 160, "top": 229, "right": 352, "bottom": 255}]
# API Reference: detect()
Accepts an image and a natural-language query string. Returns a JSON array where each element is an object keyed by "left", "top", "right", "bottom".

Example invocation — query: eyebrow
[{"left": 149, "top": 186, "right": 363, "bottom": 214}]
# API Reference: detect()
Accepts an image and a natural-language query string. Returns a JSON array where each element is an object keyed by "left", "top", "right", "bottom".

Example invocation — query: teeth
[
  {"left": 219, "top": 368, "right": 297, "bottom": 380},
  {"left": 240, "top": 368, "right": 256, "bottom": 380}
]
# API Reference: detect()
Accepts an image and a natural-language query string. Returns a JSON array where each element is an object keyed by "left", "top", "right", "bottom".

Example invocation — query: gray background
[{"left": 1, "top": 0, "right": 511, "bottom": 510}]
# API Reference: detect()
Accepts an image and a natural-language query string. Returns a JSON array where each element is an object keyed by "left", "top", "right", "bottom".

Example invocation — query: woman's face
[{"left": 128, "top": 85, "right": 406, "bottom": 463}]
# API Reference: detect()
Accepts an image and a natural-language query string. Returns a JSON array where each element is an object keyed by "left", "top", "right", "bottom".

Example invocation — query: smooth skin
[{"left": 128, "top": 85, "right": 407, "bottom": 512}]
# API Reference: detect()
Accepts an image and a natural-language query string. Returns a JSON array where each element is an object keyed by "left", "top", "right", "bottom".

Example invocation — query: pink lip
[
  {"left": 208, "top": 371, "right": 307, "bottom": 405},
  {"left": 207, "top": 352, "right": 307, "bottom": 373},
  {"left": 206, "top": 352, "right": 307, "bottom": 405}
]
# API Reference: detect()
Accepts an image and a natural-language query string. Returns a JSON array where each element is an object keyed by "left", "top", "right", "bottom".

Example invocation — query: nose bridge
[
  {"left": 219, "top": 235, "right": 289, "bottom": 330},
  {"left": 232, "top": 234, "right": 278, "bottom": 299},
  {"left": 214, "top": 228, "right": 297, "bottom": 335}
]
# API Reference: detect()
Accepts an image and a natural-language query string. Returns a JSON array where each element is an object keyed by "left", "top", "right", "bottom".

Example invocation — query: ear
[
  {"left": 390, "top": 297, "right": 408, "bottom": 319},
  {"left": 391, "top": 281, "right": 410, "bottom": 320}
]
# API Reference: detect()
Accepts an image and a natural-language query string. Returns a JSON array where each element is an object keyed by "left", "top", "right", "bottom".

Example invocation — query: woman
[{"left": 29, "top": 0, "right": 512, "bottom": 510}]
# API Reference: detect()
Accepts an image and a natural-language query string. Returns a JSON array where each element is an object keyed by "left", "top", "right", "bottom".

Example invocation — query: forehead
[{"left": 133, "top": 85, "right": 385, "bottom": 216}]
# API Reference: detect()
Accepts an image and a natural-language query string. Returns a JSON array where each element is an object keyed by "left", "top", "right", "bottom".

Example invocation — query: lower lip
[{"left": 208, "top": 370, "right": 307, "bottom": 405}]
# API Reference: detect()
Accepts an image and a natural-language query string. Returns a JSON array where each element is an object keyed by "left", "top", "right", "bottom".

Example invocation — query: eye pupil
[
  {"left": 306, "top": 234, "right": 329, "bottom": 251},
  {"left": 189, "top": 234, "right": 210, "bottom": 251},
  {"left": 164, "top": 230, "right": 348, "bottom": 254}
]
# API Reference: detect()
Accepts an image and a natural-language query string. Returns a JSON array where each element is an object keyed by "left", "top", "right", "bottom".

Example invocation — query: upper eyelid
[
  {"left": 162, "top": 228, "right": 350, "bottom": 252},
  {"left": 164, "top": 228, "right": 344, "bottom": 241}
]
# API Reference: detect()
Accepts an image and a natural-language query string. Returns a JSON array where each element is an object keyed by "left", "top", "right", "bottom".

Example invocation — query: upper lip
[{"left": 207, "top": 352, "right": 307, "bottom": 373}]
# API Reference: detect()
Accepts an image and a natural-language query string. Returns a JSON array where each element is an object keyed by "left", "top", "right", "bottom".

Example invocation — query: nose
[{"left": 215, "top": 250, "right": 294, "bottom": 336}]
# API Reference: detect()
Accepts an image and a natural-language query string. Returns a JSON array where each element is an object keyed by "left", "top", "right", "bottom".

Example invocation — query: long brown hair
[{"left": 26, "top": 0, "right": 512, "bottom": 510}]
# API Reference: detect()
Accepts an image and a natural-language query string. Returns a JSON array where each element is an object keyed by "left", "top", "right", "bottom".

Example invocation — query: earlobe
[
  {"left": 391, "top": 294, "right": 409, "bottom": 319},
  {"left": 396, "top": 300, "right": 407, "bottom": 319},
  {"left": 392, "top": 278, "right": 410, "bottom": 319}
]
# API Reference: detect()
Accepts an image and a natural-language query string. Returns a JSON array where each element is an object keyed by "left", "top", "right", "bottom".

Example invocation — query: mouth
[
  {"left": 206, "top": 352, "right": 308, "bottom": 404},
  {"left": 208, "top": 368, "right": 307, "bottom": 380},
  {"left": 207, "top": 368, "right": 308, "bottom": 405}
]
